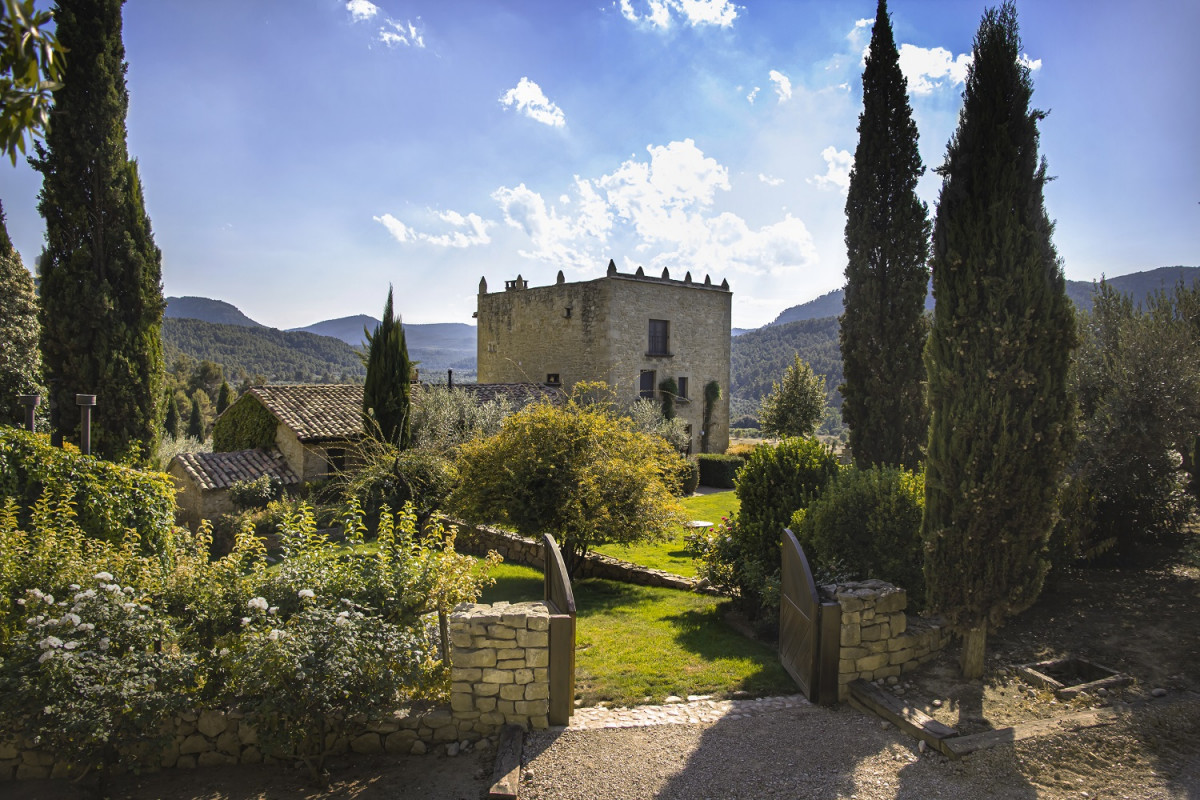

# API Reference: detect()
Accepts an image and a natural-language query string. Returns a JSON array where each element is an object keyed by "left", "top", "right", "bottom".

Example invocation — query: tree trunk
[{"left": 960, "top": 624, "right": 987, "bottom": 679}]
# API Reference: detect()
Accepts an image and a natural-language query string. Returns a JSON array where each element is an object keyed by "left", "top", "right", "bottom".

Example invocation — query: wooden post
[{"left": 960, "top": 624, "right": 987, "bottom": 679}]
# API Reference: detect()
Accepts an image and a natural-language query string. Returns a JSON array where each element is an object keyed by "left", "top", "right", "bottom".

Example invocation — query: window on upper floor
[{"left": 648, "top": 319, "right": 670, "bottom": 355}]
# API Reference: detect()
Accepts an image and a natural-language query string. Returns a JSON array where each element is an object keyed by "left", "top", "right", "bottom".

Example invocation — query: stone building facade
[{"left": 476, "top": 261, "right": 732, "bottom": 454}]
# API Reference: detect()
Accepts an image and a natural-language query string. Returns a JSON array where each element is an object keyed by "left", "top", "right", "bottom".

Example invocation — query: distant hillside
[
  {"left": 290, "top": 314, "right": 380, "bottom": 345},
  {"left": 165, "top": 296, "right": 264, "bottom": 328},
  {"left": 288, "top": 317, "right": 477, "bottom": 380},
  {"left": 162, "top": 318, "right": 365, "bottom": 384},
  {"left": 731, "top": 316, "right": 842, "bottom": 408},
  {"left": 769, "top": 266, "right": 1199, "bottom": 325}
]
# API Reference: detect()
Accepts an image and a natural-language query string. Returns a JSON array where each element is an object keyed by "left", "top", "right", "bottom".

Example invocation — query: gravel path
[{"left": 522, "top": 694, "right": 1200, "bottom": 800}]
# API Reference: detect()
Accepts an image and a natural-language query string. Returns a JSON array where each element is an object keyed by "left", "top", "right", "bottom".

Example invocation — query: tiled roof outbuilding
[
  {"left": 172, "top": 448, "right": 300, "bottom": 492},
  {"left": 248, "top": 384, "right": 365, "bottom": 442}
]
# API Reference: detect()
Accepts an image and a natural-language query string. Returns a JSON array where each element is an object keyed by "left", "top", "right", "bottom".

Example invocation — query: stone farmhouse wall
[
  {"left": 829, "top": 580, "right": 945, "bottom": 700},
  {"left": 476, "top": 265, "right": 732, "bottom": 454},
  {"left": 2, "top": 601, "right": 557, "bottom": 781}
]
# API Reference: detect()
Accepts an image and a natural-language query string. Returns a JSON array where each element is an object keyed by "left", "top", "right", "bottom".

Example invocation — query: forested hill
[
  {"left": 769, "top": 265, "right": 1198, "bottom": 325},
  {"left": 162, "top": 318, "right": 365, "bottom": 384},
  {"left": 731, "top": 316, "right": 842, "bottom": 407},
  {"left": 165, "top": 296, "right": 264, "bottom": 328}
]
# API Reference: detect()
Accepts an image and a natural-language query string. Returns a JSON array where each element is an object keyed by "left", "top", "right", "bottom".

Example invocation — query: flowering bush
[
  {"left": 1, "top": 575, "right": 195, "bottom": 784},
  {"left": 220, "top": 593, "right": 425, "bottom": 784}
]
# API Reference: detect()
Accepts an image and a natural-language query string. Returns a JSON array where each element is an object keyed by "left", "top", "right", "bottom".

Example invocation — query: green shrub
[
  {"left": 229, "top": 473, "right": 287, "bottom": 511},
  {"left": 697, "top": 453, "right": 744, "bottom": 488},
  {"left": 730, "top": 437, "right": 839, "bottom": 618},
  {"left": 211, "top": 393, "right": 277, "bottom": 452},
  {"left": 0, "top": 427, "right": 175, "bottom": 553},
  {"left": 342, "top": 444, "right": 458, "bottom": 526},
  {"left": 792, "top": 465, "right": 925, "bottom": 608},
  {"left": 677, "top": 458, "right": 700, "bottom": 496}
]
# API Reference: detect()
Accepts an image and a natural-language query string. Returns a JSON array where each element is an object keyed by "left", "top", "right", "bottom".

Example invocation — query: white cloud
[
  {"left": 768, "top": 70, "right": 792, "bottom": 102},
  {"left": 500, "top": 77, "right": 566, "bottom": 128},
  {"left": 489, "top": 139, "right": 817, "bottom": 279},
  {"left": 747, "top": 86, "right": 760, "bottom": 104},
  {"left": 379, "top": 18, "right": 424, "bottom": 48},
  {"left": 346, "top": 0, "right": 379, "bottom": 22},
  {"left": 898, "top": 43, "right": 971, "bottom": 94},
  {"left": 808, "top": 146, "right": 852, "bottom": 193},
  {"left": 618, "top": 0, "right": 738, "bottom": 30},
  {"left": 374, "top": 209, "right": 492, "bottom": 248},
  {"left": 1019, "top": 53, "right": 1042, "bottom": 71},
  {"left": 758, "top": 173, "right": 784, "bottom": 186}
]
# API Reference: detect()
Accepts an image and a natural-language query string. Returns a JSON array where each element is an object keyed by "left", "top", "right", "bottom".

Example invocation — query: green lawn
[
  {"left": 591, "top": 490, "right": 740, "bottom": 578},
  {"left": 477, "top": 560, "right": 792, "bottom": 707}
]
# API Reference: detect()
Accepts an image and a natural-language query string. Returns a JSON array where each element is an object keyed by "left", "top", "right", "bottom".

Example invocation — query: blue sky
[{"left": 3, "top": 0, "right": 1197, "bottom": 330}]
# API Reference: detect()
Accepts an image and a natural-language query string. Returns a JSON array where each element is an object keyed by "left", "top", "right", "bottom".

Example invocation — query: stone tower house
[{"left": 476, "top": 260, "right": 732, "bottom": 454}]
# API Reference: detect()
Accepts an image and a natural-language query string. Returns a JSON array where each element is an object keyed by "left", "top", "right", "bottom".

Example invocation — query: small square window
[{"left": 546, "top": 373, "right": 561, "bottom": 386}]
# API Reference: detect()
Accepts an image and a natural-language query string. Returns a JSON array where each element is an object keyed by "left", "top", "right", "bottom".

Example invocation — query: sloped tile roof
[
  {"left": 250, "top": 384, "right": 364, "bottom": 442},
  {"left": 172, "top": 448, "right": 300, "bottom": 492}
]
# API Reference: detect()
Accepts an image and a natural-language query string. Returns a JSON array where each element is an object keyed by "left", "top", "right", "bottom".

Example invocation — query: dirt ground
[{"left": 5, "top": 539, "right": 1198, "bottom": 800}]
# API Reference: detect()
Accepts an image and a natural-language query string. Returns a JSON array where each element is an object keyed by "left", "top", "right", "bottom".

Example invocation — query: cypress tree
[
  {"left": 163, "top": 393, "right": 180, "bottom": 439},
  {"left": 32, "top": 0, "right": 165, "bottom": 461},
  {"left": 840, "top": 0, "right": 931, "bottom": 470},
  {"left": 923, "top": 2, "right": 1075, "bottom": 678},
  {"left": 0, "top": 200, "right": 43, "bottom": 425},
  {"left": 186, "top": 395, "right": 203, "bottom": 440},
  {"left": 362, "top": 286, "right": 412, "bottom": 447},
  {"left": 216, "top": 380, "right": 233, "bottom": 415}
]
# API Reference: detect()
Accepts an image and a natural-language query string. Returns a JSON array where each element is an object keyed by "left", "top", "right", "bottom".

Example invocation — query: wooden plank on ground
[
  {"left": 489, "top": 724, "right": 524, "bottom": 800},
  {"left": 848, "top": 679, "right": 959, "bottom": 755},
  {"left": 942, "top": 707, "right": 1122, "bottom": 758}
]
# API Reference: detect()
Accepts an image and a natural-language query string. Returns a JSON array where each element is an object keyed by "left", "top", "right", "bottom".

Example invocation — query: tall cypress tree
[
  {"left": 0, "top": 200, "right": 43, "bottom": 425},
  {"left": 923, "top": 2, "right": 1075, "bottom": 678},
  {"left": 362, "top": 286, "right": 412, "bottom": 447},
  {"left": 32, "top": 0, "right": 165, "bottom": 461},
  {"left": 840, "top": 0, "right": 931, "bottom": 470}
]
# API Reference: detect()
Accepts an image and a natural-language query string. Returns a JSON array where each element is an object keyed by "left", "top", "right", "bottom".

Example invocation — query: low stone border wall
[
  {"left": 827, "top": 579, "right": 945, "bottom": 701},
  {"left": 454, "top": 520, "right": 698, "bottom": 591},
  {"left": 2, "top": 600, "right": 557, "bottom": 781}
]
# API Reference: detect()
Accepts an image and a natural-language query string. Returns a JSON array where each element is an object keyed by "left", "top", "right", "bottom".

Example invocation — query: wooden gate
[
  {"left": 779, "top": 528, "right": 841, "bottom": 704},
  {"left": 542, "top": 534, "right": 576, "bottom": 725}
]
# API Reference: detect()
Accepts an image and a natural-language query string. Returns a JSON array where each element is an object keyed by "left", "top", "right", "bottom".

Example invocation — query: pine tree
[
  {"left": 923, "top": 2, "right": 1075, "bottom": 678},
  {"left": 362, "top": 286, "right": 412, "bottom": 447},
  {"left": 32, "top": 0, "right": 165, "bottom": 461},
  {"left": 186, "top": 395, "right": 203, "bottom": 440},
  {"left": 0, "top": 199, "right": 43, "bottom": 425},
  {"left": 840, "top": 0, "right": 931, "bottom": 470},
  {"left": 215, "top": 381, "right": 233, "bottom": 415}
]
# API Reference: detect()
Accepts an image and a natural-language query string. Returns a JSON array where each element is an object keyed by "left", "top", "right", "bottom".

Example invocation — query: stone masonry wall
[
  {"left": 830, "top": 579, "right": 945, "bottom": 701},
  {"left": 455, "top": 520, "right": 699, "bottom": 591},
  {"left": 2, "top": 602, "right": 557, "bottom": 781}
]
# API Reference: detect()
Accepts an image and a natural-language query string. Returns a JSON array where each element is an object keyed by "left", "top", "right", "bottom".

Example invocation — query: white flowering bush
[
  {"left": 0, "top": 575, "right": 195, "bottom": 783},
  {"left": 220, "top": 594, "right": 424, "bottom": 784}
]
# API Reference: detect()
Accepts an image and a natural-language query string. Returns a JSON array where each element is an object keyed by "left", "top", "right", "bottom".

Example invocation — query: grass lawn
[
  {"left": 591, "top": 490, "right": 740, "bottom": 578},
  {"left": 478, "top": 560, "right": 792, "bottom": 707}
]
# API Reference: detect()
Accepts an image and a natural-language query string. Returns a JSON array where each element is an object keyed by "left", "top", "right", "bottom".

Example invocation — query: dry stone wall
[
  {"left": 1, "top": 601, "right": 558, "bottom": 781},
  {"left": 828, "top": 579, "right": 945, "bottom": 700}
]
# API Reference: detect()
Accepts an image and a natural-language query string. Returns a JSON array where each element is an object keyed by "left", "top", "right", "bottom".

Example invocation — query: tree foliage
[
  {"left": 0, "top": 0, "right": 65, "bottom": 163},
  {"left": 922, "top": 2, "right": 1075, "bottom": 677},
  {"left": 840, "top": 0, "right": 931, "bottom": 470},
  {"left": 0, "top": 200, "right": 41, "bottom": 425},
  {"left": 33, "top": 0, "right": 165, "bottom": 461},
  {"left": 361, "top": 286, "right": 412, "bottom": 448},
  {"left": 449, "top": 392, "right": 687, "bottom": 576},
  {"left": 731, "top": 316, "right": 841, "bottom": 409},
  {"left": 1054, "top": 281, "right": 1200, "bottom": 562},
  {"left": 758, "top": 353, "right": 826, "bottom": 439}
]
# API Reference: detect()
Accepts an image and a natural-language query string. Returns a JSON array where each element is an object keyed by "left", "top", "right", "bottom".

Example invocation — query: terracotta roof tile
[
  {"left": 250, "top": 384, "right": 364, "bottom": 442},
  {"left": 172, "top": 448, "right": 300, "bottom": 492}
]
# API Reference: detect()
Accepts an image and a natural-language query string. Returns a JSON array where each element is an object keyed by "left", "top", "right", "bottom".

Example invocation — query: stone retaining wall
[
  {"left": 828, "top": 579, "right": 945, "bottom": 701},
  {"left": 2, "top": 601, "right": 557, "bottom": 781},
  {"left": 455, "top": 520, "right": 698, "bottom": 591}
]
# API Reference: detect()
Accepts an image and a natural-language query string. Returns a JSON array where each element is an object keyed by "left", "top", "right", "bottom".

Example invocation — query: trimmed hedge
[
  {"left": 677, "top": 458, "right": 700, "bottom": 496},
  {"left": 697, "top": 453, "right": 744, "bottom": 489},
  {"left": 0, "top": 427, "right": 176, "bottom": 553},
  {"left": 212, "top": 394, "right": 277, "bottom": 452}
]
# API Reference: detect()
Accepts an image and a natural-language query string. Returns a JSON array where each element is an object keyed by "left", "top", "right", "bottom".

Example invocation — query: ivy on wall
[{"left": 211, "top": 394, "right": 278, "bottom": 453}]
